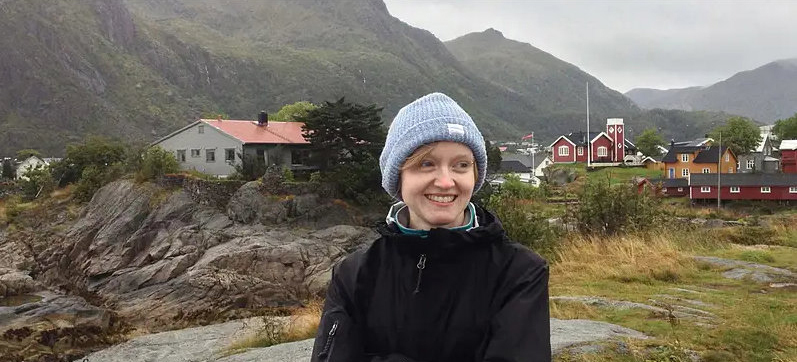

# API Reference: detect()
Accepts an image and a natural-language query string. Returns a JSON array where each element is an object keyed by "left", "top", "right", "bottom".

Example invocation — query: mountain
[
  {"left": 1, "top": 0, "right": 532, "bottom": 156},
  {"left": 0, "top": 0, "right": 732, "bottom": 156},
  {"left": 444, "top": 29, "right": 733, "bottom": 143},
  {"left": 445, "top": 29, "right": 638, "bottom": 121},
  {"left": 626, "top": 59, "right": 797, "bottom": 123}
]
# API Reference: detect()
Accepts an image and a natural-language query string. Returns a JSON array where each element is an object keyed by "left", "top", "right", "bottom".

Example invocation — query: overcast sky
[{"left": 383, "top": 0, "right": 797, "bottom": 93}]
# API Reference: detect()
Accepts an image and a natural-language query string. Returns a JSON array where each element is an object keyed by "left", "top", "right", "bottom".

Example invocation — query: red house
[
  {"left": 549, "top": 118, "right": 637, "bottom": 163},
  {"left": 781, "top": 140, "right": 797, "bottom": 173},
  {"left": 653, "top": 178, "right": 689, "bottom": 197},
  {"left": 689, "top": 173, "right": 797, "bottom": 201}
]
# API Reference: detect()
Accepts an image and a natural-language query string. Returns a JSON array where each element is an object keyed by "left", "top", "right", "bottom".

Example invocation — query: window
[
  {"left": 681, "top": 168, "right": 689, "bottom": 177},
  {"left": 730, "top": 186, "right": 740, "bottom": 193},
  {"left": 291, "top": 149, "right": 310, "bottom": 165},
  {"left": 191, "top": 149, "right": 200, "bottom": 158},
  {"left": 558, "top": 145, "right": 569, "bottom": 156},
  {"left": 681, "top": 154, "right": 689, "bottom": 162},
  {"left": 677, "top": 187, "right": 683, "bottom": 192},
  {"left": 597, "top": 146, "right": 608, "bottom": 157},
  {"left": 736, "top": 161, "right": 740, "bottom": 170},
  {"left": 225, "top": 148, "right": 235, "bottom": 162},
  {"left": 702, "top": 168, "right": 710, "bottom": 173},
  {"left": 577, "top": 147, "right": 584, "bottom": 156},
  {"left": 198, "top": 125, "right": 205, "bottom": 134},
  {"left": 176, "top": 150, "right": 186, "bottom": 162},
  {"left": 725, "top": 153, "right": 730, "bottom": 162},
  {"left": 701, "top": 186, "right": 711, "bottom": 193},
  {"left": 790, "top": 187, "right": 797, "bottom": 193},
  {"left": 206, "top": 149, "right": 215, "bottom": 162},
  {"left": 761, "top": 186, "right": 771, "bottom": 193},
  {"left": 747, "top": 160, "right": 755, "bottom": 169}
]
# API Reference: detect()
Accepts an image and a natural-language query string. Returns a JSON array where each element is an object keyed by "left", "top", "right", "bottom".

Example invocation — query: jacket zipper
[
  {"left": 317, "top": 320, "right": 338, "bottom": 360},
  {"left": 413, "top": 254, "right": 427, "bottom": 294}
]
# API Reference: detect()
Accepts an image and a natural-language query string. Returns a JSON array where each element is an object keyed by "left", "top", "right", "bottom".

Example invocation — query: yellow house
[{"left": 662, "top": 143, "right": 737, "bottom": 179}]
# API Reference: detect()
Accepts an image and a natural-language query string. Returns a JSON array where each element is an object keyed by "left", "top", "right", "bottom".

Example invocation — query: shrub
[
  {"left": 486, "top": 193, "right": 560, "bottom": 259},
  {"left": 573, "top": 177, "right": 663, "bottom": 235},
  {"left": 17, "top": 165, "right": 55, "bottom": 200},
  {"left": 74, "top": 163, "right": 125, "bottom": 202},
  {"left": 309, "top": 171, "right": 322, "bottom": 183},
  {"left": 725, "top": 226, "right": 776, "bottom": 246},
  {"left": 282, "top": 167, "right": 295, "bottom": 182},
  {"left": 231, "top": 153, "right": 268, "bottom": 181},
  {"left": 137, "top": 147, "right": 179, "bottom": 181},
  {"left": 1, "top": 159, "right": 15, "bottom": 180},
  {"left": 52, "top": 136, "right": 128, "bottom": 186}
]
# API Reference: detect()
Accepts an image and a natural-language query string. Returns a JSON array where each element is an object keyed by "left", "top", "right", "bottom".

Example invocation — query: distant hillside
[
  {"left": 0, "top": 0, "right": 736, "bottom": 156},
  {"left": 626, "top": 59, "right": 797, "bottom": 123},
  {"left": 445, "top": 29, "right": 638, "bottom": 118},
  {"left": 445, "top": 29, "right": 734, "bottom": 144}
]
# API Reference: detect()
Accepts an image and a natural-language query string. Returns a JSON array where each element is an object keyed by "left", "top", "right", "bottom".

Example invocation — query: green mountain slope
[
  {"left": 626, "top": 59, "right": 797, "bottom": 123},
  {"left": 0, "top": 0, "right": 733, "bottom": 155},
  {"left": 445, "top": 29, "right": 735, "bottom": 143}
]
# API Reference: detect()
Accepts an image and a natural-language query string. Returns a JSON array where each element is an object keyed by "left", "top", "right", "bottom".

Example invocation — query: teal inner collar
[{"left": 387, "top": 202, "right": 477, "bottom": 238}]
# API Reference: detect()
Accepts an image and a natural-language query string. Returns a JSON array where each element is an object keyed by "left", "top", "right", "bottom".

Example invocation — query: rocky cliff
[{"left": 0, "top": 180, "right": 377, "bottom": 360}]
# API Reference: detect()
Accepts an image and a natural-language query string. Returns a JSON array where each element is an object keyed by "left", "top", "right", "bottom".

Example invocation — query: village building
[
  {"left": 737, "top": 130, "right": 780, "bottom": 173},
  {"left": 15, "top": 156, "right": 51, "bottom": 180},
  {"left": 657, "top": 178, "right": 689, "bottom": 197},
  {"left": 549, "top": 118, "right": 637, "bottom": 164},
  {"left": 661, "top": 139, "right": 737, "bottom": 179},
  {"left": 496, "top": 153, "right": 543, "bottom": 186},
  {"left": 151, "top": 112, "right": 311, "bottom": 176},
  {"left": 780, "top": 140, "right": 797, "bottom": 174},
  {"left": 689, "top": 173, "right": 797, "bottom": 201}
]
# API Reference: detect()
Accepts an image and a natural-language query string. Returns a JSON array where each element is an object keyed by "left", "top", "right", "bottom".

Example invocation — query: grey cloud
[{"left": 384, "top": 0, "right": 797, "bottom": 92}]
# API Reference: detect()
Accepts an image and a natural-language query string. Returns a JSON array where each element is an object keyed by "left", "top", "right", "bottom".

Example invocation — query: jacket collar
[{"left": 376, "top": 203, "right": 506, "bottom": 257}]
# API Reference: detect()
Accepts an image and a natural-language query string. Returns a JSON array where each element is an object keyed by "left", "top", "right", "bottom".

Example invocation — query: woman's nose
[{"left": 434, "top": 169, "right": 456, "bottom": 188}]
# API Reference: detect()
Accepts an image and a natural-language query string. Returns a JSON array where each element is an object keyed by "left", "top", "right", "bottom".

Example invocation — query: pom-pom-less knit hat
[{"left": 379, "top": 92, "right": 487, "bottom": 200}]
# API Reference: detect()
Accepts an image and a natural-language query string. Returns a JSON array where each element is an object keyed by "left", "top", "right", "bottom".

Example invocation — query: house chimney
[
  {"left": 258, "top": 111, "right": 268, "bottom": 126},
  {"left": 670, "top": 139, "right": 675, "bottom": 148}
]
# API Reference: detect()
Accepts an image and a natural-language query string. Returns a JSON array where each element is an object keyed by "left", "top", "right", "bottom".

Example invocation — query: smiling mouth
[{"left": 426, "top": 194, "right": 456, "bottom": 203}]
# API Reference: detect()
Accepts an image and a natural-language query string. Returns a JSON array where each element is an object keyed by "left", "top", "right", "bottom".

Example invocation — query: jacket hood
[{"left": 375, "top": 203, "right": 507, "bottom": 258}]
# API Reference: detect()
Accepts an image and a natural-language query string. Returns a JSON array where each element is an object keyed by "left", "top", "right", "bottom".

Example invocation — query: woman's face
[{"left": 400, "top": 141, "right": 476, "bottom": 230}]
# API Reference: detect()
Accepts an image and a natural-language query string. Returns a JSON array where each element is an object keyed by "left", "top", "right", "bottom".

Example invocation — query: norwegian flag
[{"left": 521, "top": 132, "right": 534, "bottom": 140}]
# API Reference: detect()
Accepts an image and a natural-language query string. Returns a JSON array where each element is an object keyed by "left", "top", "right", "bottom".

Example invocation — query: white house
[
  {"left": 16, "top": 156, "right": 50, "bottom": 180},
  {"left": 534, "top": 155, "right": 554, "bottom": 178},
  {"left": 151, "top": 113, "right": 312, "bottom": 176}
]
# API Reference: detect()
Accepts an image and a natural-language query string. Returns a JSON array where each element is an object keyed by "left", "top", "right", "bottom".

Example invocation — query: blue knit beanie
[{"left": 379, "top": 92, "right": 487, "bottom": 200}]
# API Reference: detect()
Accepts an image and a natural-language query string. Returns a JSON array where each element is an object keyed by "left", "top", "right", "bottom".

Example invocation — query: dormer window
[{"left": 681, "top": 154, "right": 689, "bottom": 162}]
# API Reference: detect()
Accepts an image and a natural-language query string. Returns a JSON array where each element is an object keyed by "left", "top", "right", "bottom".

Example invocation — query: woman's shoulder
[{"left": 495, "top": 237, "right": 549, "bottom": 272}]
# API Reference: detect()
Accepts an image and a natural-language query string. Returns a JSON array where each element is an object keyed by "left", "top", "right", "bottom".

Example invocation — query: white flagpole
[{"left": 586, "top": 82, "right": 590, "bottom": 168}]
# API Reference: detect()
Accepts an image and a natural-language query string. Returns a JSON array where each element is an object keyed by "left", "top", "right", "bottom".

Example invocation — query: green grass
[{"left": 551, "top": 226, "right": 797, "bottom": 362}]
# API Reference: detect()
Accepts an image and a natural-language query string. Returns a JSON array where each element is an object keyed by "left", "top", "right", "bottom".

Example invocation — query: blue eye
[
  {"left": 420, "top": 160, "right": 435, "bottom": 168},
  {"left": 453, "top": 161, "right": 473, "bottom": 172}
]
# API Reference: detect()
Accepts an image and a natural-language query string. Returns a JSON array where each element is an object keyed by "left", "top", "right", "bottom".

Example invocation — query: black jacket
[{"left": 311, "top": 205, "right": 551, "bottom": 362}]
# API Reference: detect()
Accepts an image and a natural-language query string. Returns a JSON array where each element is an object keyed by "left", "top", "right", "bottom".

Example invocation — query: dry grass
[
  {"left": 225, "top": 299, "right": 322, "bottom": 355},
  {"left": 552, "top": 232, "right": 697, "bottom": 285}
]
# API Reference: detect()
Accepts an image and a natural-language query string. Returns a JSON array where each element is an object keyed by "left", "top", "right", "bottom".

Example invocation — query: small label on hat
[{"left": 447, "top": 123, "right": 465, "bottom": 136}]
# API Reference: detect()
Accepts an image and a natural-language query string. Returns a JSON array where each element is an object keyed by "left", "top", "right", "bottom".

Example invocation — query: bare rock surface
[
  {"left": 77, "top": 317, "right": 647, "bottom": 362},
  {"left": 3, "top": 180, "right": 376, "bottom": 332},
  {"left": 0, "top": 291, "right": 112, "bottom": 332},
  {"left": 551, "top": 296, "right": 718, "bottom": 322},
  {"left": 693, "top": 256, "right": 796, "bottom": 283}
]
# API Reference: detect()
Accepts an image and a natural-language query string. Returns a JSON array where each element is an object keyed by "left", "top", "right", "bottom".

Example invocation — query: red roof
[{"left": 201, "top": 119, "right": 309, "bottom": 144}]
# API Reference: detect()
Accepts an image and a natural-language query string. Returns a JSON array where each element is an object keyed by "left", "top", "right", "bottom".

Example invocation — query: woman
[{"left": 311, "top": 93, "right": 551, "bottom": 362}]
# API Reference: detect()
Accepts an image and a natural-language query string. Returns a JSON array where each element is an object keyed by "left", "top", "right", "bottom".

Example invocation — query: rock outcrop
[
  {"left": 76, "top": 317, "right": 648, "bottom": 362},
  {"left": 693, "top": 256, "right": 797, "bottom": 283},
  {"left": 6, "top": 180, "right": 376, "bottom": 333}
]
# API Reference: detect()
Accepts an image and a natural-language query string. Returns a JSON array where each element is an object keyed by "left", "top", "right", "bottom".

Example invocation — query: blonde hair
[{"left": 401, "top": 144, "right": 478, "bottom": 183}]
